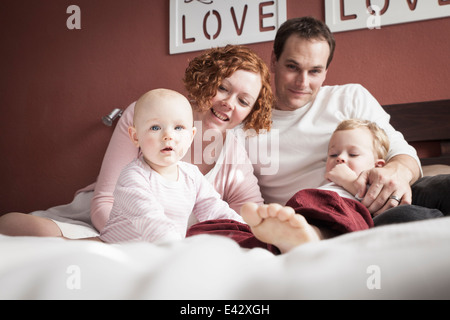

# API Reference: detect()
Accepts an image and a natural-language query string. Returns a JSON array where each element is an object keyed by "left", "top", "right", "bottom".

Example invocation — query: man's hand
[{"left": 354, "top": 155, "right": 420, "bottom": 216}]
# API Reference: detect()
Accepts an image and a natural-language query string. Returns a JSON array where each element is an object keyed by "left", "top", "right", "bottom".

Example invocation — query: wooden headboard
[{"left": 382, "top": 100, "right": 450, "bottom": 166}]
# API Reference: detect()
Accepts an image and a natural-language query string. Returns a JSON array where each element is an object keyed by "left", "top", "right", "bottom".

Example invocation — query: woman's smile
[{"left": 211, "top": 108, "right": 229, "bottom": 122}]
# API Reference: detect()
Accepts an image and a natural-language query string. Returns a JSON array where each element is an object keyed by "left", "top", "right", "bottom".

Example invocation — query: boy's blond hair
[{"left": 335, "top": 119, "right": 390, "bottom": 160}]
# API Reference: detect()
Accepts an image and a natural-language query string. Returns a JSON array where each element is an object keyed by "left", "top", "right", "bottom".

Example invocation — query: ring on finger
[{"left": 389, "top": 195, "right": 401, "bottom": 203}]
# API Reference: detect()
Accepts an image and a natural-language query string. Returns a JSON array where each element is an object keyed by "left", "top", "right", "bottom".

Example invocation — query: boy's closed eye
[{"left": 328, "top": 153, "right": 338, "bottom": 158}]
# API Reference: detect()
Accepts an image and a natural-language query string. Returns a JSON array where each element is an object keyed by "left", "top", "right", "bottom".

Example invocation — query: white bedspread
[{"left": 1, "top": 216, "right": 450, "bottom": 300}]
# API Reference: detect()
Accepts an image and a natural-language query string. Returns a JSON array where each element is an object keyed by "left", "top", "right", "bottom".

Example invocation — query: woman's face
[{"left": 197, "top": 69, "right": 262, "bottom": 133}]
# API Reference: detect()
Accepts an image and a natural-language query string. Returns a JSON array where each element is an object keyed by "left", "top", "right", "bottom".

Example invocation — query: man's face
[{"left": 271, "top": 35, "right": 330, "bottom": 111}]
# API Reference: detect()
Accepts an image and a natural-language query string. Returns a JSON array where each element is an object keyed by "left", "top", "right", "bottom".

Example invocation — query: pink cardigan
[{"left": 91, "top": 102, "right": 263, "bottom": 231}]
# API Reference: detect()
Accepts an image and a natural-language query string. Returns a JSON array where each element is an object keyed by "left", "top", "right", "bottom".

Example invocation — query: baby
[
  {"left": 241, "top": 119, "right": 389, "bottom": 253},
  {"left": 100, "top": 89, "right": 244, "bottom": 243}
]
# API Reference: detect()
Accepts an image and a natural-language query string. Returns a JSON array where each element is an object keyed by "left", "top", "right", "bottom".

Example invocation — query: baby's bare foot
[{"left": 241, "top": 202, "right": 321, "bottom": 253}]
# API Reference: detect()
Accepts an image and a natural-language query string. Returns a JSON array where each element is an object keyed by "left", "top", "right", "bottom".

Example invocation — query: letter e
[{"left": 259, "top": 1, "right": 275, "bottom": 32}]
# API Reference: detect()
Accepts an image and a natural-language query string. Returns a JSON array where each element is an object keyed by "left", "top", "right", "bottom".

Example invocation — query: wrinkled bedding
[{"left": 1, "top": 216, "right": 450, "bottom": 300}]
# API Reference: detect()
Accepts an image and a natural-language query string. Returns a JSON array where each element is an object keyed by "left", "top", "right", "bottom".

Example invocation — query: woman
[{"left": 0, "top": 45, "right": 273, "bottom": 239}]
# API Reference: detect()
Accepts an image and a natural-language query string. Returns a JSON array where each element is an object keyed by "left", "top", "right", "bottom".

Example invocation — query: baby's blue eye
[
  {"left": 175, "top": 126, "right": 185, "bottom": 131},
  {"left": 150, "top": 125, "right": 160, "bottom": 131}
]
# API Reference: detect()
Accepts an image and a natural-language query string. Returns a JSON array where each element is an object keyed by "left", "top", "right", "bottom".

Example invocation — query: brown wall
[{"left": 1, "top": 0, "right": 449, "bottom": 214}]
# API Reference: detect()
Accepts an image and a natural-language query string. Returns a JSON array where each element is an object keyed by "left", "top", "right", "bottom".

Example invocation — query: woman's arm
[
  {"left": 216, "top": 132, "right": 264, "bottom": 213},
  {"left": 91, "top": 102, "right": 139, "bottom": 231}
]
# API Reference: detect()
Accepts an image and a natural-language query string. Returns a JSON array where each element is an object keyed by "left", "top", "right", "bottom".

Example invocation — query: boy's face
[
  {"left": 326, "top": 127, "right": 381, "bottom": 177},
  {"left": 130, "top": 94, "right": 196, "bottom": 171}
]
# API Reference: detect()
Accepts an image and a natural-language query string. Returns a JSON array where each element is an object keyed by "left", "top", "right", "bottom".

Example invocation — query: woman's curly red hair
[{"left": 183, "top": 45, "right": 273, "bottom": 132}]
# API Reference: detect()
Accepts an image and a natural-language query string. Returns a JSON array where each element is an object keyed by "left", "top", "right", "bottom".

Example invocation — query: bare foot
[{"left": 241, "top": 202, "right": 321, "bottom": 253}]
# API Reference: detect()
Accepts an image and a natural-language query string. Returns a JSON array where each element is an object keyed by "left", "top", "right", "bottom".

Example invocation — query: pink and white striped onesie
[{"left": 99, "top": 157, "right": 245, "bottom": 243}]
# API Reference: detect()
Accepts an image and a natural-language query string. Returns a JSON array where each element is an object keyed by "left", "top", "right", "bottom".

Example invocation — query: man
[
  {"left": 189, "top": 17, "right": 448, "bottom": 253},
  {"left": 241, "top": 17, "right": 448, "bottom": 249},
  {"left": 251, "top": 16, "right": 420, "bottom": 215}
]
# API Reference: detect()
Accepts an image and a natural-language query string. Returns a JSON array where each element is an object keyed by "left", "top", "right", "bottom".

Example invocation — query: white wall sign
[
  {"left": 325, "top": 0, "right": 450, "bottom": 33},
  {"left": 170, "top": 0, "right": 286, "bottom": 54}
]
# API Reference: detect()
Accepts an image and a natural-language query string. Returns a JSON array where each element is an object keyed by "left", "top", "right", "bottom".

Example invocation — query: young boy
[
  {"left": 99, "top": 88, "right": 244, "bottom": 244},
  {"left": 241, "top": 119, "right": 391, "bottom": 252}
]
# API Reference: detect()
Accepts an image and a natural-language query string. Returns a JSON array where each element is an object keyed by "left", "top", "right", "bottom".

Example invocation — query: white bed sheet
[{"left": 1, "top": 216, "right": 450, "bottom": 300}]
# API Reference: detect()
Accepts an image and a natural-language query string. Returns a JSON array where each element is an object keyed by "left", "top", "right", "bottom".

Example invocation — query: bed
[{"left": 1, "top": 100, "right": 449, "bottom": 301}]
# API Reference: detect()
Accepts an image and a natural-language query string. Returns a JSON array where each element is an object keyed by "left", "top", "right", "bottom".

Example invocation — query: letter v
[
  {"left": 406, "top": 0, "right": 418, "bottom": 10},
  {"left": 231, "top": 5, "right": 248, "bottom": 36}
]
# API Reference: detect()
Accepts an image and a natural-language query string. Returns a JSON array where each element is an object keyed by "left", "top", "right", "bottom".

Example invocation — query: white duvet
[{"left": 1, "top": 216, "right": 450, "bottom": 300}]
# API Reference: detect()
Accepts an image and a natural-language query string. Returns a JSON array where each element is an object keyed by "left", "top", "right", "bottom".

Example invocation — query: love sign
[
  {"left": 325, "top": 0, "right": 450, "bottom": 33},
  {"left": 169, "top": 0, "right": 287, "bottom": 54}
]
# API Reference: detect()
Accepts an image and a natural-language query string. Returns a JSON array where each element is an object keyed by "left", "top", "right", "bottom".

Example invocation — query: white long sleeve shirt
[
  {"left": 100, "top": 157, "right": 245, "bottom": 243},
  {"left": 247, "top": 84, "right": 421, "bottom": 205}
]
